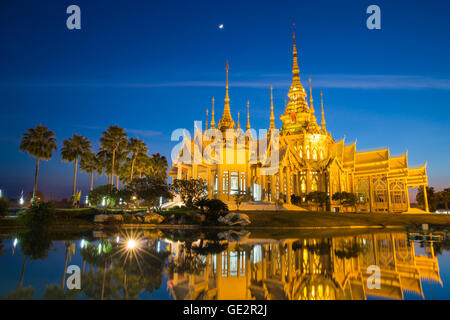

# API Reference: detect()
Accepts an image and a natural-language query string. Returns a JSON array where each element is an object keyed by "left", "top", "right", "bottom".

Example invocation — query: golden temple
[{"left": 169, "top": 31, "right": 429, "bottom": 213}]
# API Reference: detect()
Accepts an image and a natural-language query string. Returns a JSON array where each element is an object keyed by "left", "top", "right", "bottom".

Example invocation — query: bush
[
  {"left": 172, "top": 178, "right": 207, "bottom": 208},
  {"left": 0, "top": 197, "right": 10, "bottom": 217},
  {"left": 291, "top": 195, "right": 302, "bottom": 206},
  {"left": 19, "top": 202, "right": 55, "bottom": 228},
  {"left": 88, "top": 185, "right": 120, "bottom": 207},
  {"left": 204, "top": 199, "right": 228, "bottom": 220}
]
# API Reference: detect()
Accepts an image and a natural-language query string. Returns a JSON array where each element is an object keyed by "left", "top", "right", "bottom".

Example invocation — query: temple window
[
  {"left": 240, "top": 172, "right": 247, "bottom": 193},
  {"left": 223, "top": 171, "right": 229, "bottom": 194},
  {"left": 230, "top": 172, "right": 239, "bottom": 195},
  {"left": 299, "top": 146, "right": 303, "bottom": 158},
  {"left": 319, "top": 149, "right": 323, "bottom": 160},
  {"left": 306, "top": 146, "right": 310, "bottom": 159},
  {"left": 312, "top": 149, "right": 317, "bottom": 160}
]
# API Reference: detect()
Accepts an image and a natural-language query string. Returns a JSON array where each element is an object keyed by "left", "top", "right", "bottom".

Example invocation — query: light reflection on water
[{"left": 0, "top": 229, "right": 449, "bottom": 300}]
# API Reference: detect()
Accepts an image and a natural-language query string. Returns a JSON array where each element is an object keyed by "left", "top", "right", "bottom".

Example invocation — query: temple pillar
[
  {"left": 177, "top": 165, "right": 182, "bottom": 180},
  {"left": 405, "top": 182, "right": 410, "bottom": 212},
  {"left": 423, "top": 185, "right": 429, "bottom": 212},
  {"left": 279, "top": 167, "right": 284, "bottom": 202},
  {"left": 369, "top": 176, "right": 374, "bottom": 213},
  {"left": 287, "top": 170, "right": 292, "bottom": 204},
  {"left": 387, "top": 179, "right": 391, "bottom": 213},
  {"left": 271, "top": 174, "right": 276, "bottom": 202},
  {"left": 207, "top": 167, "right": 212, "bottom": 198},
  {"left": 218, "top": 167, "right": 223, "bottom": 200},
  {"left": 192, "top": 164, "right": 197, "bottom": 179},
  {"left": 306, "top": 169, "right": 311, "bottom": 194},
  {"left": 262, "top": 174, "right": 267, "bottom": 201}
]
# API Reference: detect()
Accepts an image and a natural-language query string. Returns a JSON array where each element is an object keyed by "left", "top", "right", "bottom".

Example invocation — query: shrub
[
  {"left": 291, "top": 195, "right": 302, "bottom": 206},
  {"left": 19, "top": 201, "right": 55, "bottom": 228},
  {"left": 204, "top": 199, "right": 228, "bottom": 220},
  {"left": 172, "top": 178, "right": 207, "bottom": 208},
  {"left": 0, "top": 197, "right": 10, "bottom": 217},
  {"left": 88, "top": 185, "right": 118, "bottom": 207}
]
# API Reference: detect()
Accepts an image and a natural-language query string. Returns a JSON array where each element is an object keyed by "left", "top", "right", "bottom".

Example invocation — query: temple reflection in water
[{"left": 164, "top": 233, "right": 442, "bottom": 300}]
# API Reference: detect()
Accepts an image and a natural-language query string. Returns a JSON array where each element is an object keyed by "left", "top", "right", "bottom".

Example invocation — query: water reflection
[
  {"left": 0, "top": 230, "right": 448, "bottom": 300},
  {"left": 165, "top": 232, "right": 443, "bottom": 300}
]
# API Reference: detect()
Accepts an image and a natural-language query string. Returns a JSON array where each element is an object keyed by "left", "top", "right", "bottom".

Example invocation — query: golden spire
[
  {"left": 280, "top": 25, "right": 309, "bottom": 134},
  {"left": 321, "top": 91, "right": 327, "bottom": 133},
  {"left": 205, "top": 109, "right": 209, "bottom": 131},
  {"left": 270, "top": 86, "right": 276, "bottom": 130},
  {"left": 218, "top": 61, "right": 235, "bottom": 131},
  {"left": 308, "top": 77, "right": 319, "bottom": 130},
  {"left": 237, "top": 112, "right": 241, "bottom": 129},
  {"left": 210, "top": 97, "right": 216, "bottom": 128},
  {"left": 292, "top": 26, "right": 300, "bottom": 83},
  {"left": 246, "top": 100, "right": 251, "bottom": 131},
  {"left": 309, "top": 77, "right": 315, "bottom": 114}
]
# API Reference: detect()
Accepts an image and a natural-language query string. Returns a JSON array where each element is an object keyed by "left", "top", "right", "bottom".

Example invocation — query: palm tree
[
  {"left": 100, "top": 125, "right": 128, "bottom": 191},
  {"left": 61, "top": 134, "right": 92, "bottom": 199},
  {"left": 149, "top": 153, "right": 168, "bottom": 180},
  {"left": 19, "top": 125, "right": 57, "bottom": 200},
  {"left": 135, "top": 153, "right": 151, "bottom": 178},
  {"left": 80, "top": 151, "right": 100, "bottom": 191},
  {"left": 127, "top": 137, "right": 148, "bottom": 181}
]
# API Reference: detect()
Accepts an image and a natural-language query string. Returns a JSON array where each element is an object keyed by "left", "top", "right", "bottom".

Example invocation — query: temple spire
[
  {"left": 205, "top": 109, "right": 209, "bottom": 132},
  {"left": 218, "top": 61, "right": 235, "bottom": 131},
  {"left": 308, "top": 77, "right": 319, "bottom": 131},
  {"left": 246, "top": 100, "right": 251, "bottom": 131},
  {"left": 309, "top": 78, "right": 315, "bottom": 114},
  {"left": 269, "top": 86, "right": 276, "bottom": 130},
  {"left": 321, "top": 91, "right": 327, "bottom": 134},
  {"left": 210, "top": 97, "right": 216, "bottom": 129},
  {"left": 292, "top": 26, "right": 300, "bottom": 82},
  {"left": 237, "top": 112, "right": 241, "bottom": 129}
]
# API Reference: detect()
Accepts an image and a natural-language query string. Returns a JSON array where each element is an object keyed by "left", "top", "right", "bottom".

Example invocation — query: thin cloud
[
  {"left": 6, "top": 74, "right": 450, "bottom": 90},
  {"left": 74, "top": 125, "right": 163, "bottom": 137}
]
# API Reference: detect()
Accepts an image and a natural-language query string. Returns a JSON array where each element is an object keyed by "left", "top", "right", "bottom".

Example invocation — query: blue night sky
[{"left": 0, "top": 0, "right": 449, "bottom": 200}]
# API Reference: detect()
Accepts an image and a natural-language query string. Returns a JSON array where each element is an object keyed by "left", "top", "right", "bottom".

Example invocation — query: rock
[
  {"left": 143, "top": 213, "right": 164, "bottom": 224},
  {"left": 218, "top": 212, "right": 251, "bottom": 226},
  {"left": 94, "top": 215, "right": 124, "bottom": 223}
]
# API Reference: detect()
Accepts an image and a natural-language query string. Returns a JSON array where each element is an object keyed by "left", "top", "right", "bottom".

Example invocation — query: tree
[
  {"left": 416, "top": 186, "right": 439, "bottom": 212},
  {"left": 127, "top": 137, "right": 148, "bottom": 181},
  {"left": 126, "top": 176, "right": 170, "bottom": 209},
  {"left": 61, "top": 134, "right": 92, "bottom": 200},
  {"left": 436, "top": 188, "right": 450, "bottom": 213},
  {"left": 80, "top": 151, "right": 101, "bottom": 191},
  {"left": 135, "top": 153, "right": 151, "bottom": 178},
  {"left": 172, "top": 179, "right": 207, "bottom": 209},
  {"left": 149, "top": 153, "right": 168, "bottom": 180},
  {"left": 100, "top": 125, "right": 128, "bottom": 191},
  {"left": 88, "top": 185, "right": 117, "bottom": 207},
  {"left": 26, "top": 190, "right": 44, "bottom": 203},
  {"left": 0, "top": 197, "right": 10, "bottom": 217},
  {"left": 19, "top": 125, "right": 57, "bottom": 200},
  {"left": 234, "top": 192, "right": 252, "bottom": 211},
  {"left": 306, "top": 191, "right": 329, "bottom": 211}
]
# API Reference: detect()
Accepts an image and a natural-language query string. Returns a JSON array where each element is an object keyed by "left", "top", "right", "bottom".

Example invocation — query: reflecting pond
[{"left": 0, "top": 229, "right": 449, "bottom": 300}]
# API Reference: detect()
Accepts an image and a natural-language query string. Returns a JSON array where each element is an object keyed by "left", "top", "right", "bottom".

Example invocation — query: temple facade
[{"left": 169, "top": 32, "right": 429, "bottom": 213}]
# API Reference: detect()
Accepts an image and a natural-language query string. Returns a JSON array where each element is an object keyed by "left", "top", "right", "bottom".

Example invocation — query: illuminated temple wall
[
  {"left": 165, "top": 233, "right": 441, "bottom": 300},
  {"left": 169, "top": 32, "right": 429, "bottom": 213}
]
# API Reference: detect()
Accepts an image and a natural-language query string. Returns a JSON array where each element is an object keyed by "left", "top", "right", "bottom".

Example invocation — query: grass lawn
[{"left": 244, "top": 211, "right": 450, "bottom": 229}]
